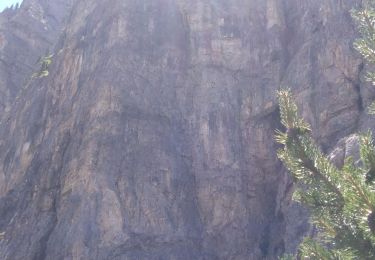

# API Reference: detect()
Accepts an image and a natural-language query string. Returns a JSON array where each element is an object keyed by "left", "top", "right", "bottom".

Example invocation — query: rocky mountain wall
[
  {"left": 0, "top": 0, "right": 76, "bottom": 114},
  {"left": 0, "top": 0, "right": 373, "bottom": 259}
]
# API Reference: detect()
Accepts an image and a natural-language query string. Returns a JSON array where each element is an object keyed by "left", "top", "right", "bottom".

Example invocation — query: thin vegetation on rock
[{"left": 32, "top": 53, "right": 53, "bottom": 78}]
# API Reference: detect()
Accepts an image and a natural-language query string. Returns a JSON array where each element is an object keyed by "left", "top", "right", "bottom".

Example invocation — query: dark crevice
[
  {"left": 355, "top": 82, "right": 364, "bottom": 112},
  {"left": 259, "top": 225, "right": 271, "bottom": 257},
  {"left": 34, "top": 131, "right": 72, "bottom": 260},
  {"left": 349, "top": 61, "right": 365, "bottom": 113},
  {"left": 33, "top": 199, "right": 58, "bottom": 260}
]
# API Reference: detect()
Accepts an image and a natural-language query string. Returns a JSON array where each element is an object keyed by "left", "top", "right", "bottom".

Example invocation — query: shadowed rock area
[{"left": 0, "top": 0, "right": 373, "bottom": 259}]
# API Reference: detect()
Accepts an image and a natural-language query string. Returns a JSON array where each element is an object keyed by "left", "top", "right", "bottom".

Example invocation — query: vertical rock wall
[{"left": 0, "top": 0, "right": 371, "bottom": 259}]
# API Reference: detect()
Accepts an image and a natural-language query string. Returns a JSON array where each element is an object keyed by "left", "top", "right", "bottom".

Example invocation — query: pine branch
[{"left": 276, "top": 89, "right": 375, "bottom": 259}]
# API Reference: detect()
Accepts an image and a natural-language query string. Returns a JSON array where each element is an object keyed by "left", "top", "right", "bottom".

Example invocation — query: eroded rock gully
[{"left": 0, "top": 0, "right": 373, "bottom": 259}]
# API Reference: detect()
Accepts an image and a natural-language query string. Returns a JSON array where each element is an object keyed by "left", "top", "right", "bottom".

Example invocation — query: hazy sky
[{"left": 0, "top": 0, "right": 23, "bottom": 12}]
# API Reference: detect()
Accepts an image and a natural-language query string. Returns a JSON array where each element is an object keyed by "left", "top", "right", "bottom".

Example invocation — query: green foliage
[
  {"left": 277, "top": 2, "right": 375, "bottom": 258},
  {"left": 32, "top": 54, "right": 53, "bottom": 78},
  {"left": 279, "top": 253, "right": 294, "bottom": 260},
  {"left": 276, "top": 90, "right": 375, "bottom": 259},
  {"left": 299, "top": 238, "right": 356, "bottom": 260},
  {"left": 352, "top": 1, "right": 375, "bottom": 114}
]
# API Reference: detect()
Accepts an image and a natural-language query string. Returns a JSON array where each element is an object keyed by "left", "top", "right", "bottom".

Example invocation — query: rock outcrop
[
  {"left": 0, "top": 0, "right": 76, "bottom": 114},
  {"left": 0, "top": 0, "right": 373, "bottom": 259}
]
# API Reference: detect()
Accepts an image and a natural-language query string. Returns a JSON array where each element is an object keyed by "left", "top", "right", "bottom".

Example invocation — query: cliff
[{"left": 0, "top": 0, "right": 373, "bottom": 259}]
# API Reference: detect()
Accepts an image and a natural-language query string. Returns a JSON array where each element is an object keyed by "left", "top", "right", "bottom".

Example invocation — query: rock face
[
  {"left": 0, "top": 0, "right": 372, "bottom": 259},
  {"left": 0, "top": 0, "right": 76, "bottom": 114}
]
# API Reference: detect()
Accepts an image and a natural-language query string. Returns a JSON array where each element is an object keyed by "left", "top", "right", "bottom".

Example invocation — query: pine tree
[
  {"left": 277, "top": 89, "right": 375, "bottom": 259},
  {"left": 276, "top": 2, "right": 375, "bottom": 259},
  {"left": 352, "top": 1, "right": 375, "bottom": 114}
]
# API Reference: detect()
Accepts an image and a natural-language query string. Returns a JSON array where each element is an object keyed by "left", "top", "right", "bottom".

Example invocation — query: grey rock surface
[
  {"left": 0, "top": 0, "right": 76, "bottom": 114},
  {"left": 0, "top": 0, "right": 372, "bottom": 259}
]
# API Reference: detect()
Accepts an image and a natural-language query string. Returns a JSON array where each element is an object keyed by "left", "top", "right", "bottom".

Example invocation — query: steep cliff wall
[
  {"left": 0, "top": 0, "right": 76, "bottom": 114},
  {"left": 0, "top": 0, "right": 372, "bottom": 259}
]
